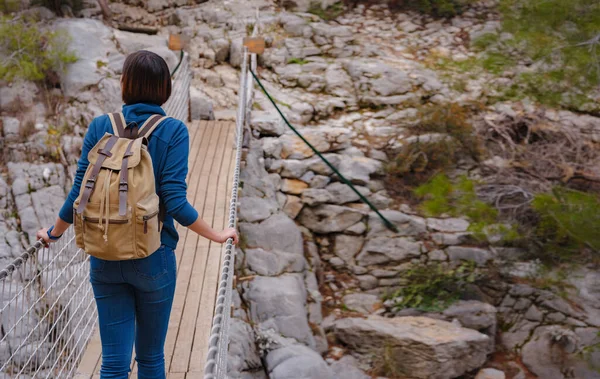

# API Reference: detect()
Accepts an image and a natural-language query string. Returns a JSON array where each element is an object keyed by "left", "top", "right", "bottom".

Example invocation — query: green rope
[
  {"left": 250, "top": 69, "right": 398, "bottom": 233},
  {"left": 170, "top": 50, "right": 184, "bottom": 78}
]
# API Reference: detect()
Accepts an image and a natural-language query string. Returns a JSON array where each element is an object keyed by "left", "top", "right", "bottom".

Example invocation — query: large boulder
[
  {"left": 333, "top": 316, "right": 493, "bottom": 379},
  {"left": 278, "top": 128, "right": 351, "bottom": 159},
  {"left": 265, "top": 344, "right": 334, "bottom": 379},
  {"left": 240, "top": 213, "right": 303, "bottom": 256},
  {"left": 245, "top": 274, "right": 315, "bottom": 347},
  {"left": 297, "top": 205, "right": 364, "bottom": 233},
  {"left": 55, "top": 19, "right": 117, "bottom": 97}
]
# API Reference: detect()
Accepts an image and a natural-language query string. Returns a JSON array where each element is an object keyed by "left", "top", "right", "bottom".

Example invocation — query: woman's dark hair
[{"left": 121, "top": 50, "right": 172, "bottom": 106}]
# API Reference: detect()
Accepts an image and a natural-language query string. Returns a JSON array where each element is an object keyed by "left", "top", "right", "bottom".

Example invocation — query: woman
[{"left": 36, "top": 50, "right": 238, "bottom": 379}]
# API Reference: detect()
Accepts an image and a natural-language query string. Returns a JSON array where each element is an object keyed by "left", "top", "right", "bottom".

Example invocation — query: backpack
[{"left": 73, "top": 112, "right": 168, "bottom": 261}]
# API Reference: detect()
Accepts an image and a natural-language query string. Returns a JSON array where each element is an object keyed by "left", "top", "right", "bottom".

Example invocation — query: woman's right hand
[{"left": 214, "top": 228, "right": 239, "bottom": 245}]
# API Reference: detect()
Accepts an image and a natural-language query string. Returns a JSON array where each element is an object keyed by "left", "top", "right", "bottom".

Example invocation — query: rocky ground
[{"left": 1, "top": 0, "right": 600, "bottom": 378}]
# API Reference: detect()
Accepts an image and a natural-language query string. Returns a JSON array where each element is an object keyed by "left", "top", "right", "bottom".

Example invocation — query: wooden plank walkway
[{"left": 75, "top": 120, "right": 237, "bottom": 379}]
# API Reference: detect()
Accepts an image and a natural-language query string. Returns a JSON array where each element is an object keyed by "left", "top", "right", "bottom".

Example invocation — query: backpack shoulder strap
[
  {"left": 137, "top": 115, "right": 169, "bottom": 139},
  {"left": 107, "top": 113, "right": 126, "bottom": 138}
]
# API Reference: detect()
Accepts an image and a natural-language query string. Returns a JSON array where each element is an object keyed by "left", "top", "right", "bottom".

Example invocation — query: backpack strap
[
  {"left": 138, "top": 115, "right": 169, "bottom": 139},
  {"left": 108, "top": 113, "right": 126, "bottom": 138},
  {"left": 76, "top": 135, "right": 119, "bottom": 214},
  {"left": 118, "top": 140, "right": 136, "bottom": 216}
]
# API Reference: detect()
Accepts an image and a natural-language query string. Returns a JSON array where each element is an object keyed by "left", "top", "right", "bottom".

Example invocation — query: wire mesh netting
[{"left": 0, "top": 228, "right": 97, "bottom": 378}]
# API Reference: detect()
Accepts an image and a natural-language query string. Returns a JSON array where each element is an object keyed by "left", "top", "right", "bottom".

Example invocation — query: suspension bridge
[{"left": 0, "top": 37, "right": 254, "bottom": 379}]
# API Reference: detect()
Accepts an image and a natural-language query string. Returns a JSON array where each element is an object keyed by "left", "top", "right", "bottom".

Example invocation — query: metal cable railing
[
  {"left": 0, "top": 52, "right": 192, "bottom": 378},
  {"left": 202, "top": 45, "right": 253, "bottom": 379},
  {"left": 0, "top": 229, "right": 96, "bottom": 378}
]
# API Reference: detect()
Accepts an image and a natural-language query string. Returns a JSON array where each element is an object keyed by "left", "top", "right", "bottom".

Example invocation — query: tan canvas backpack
[{"left": 73, "top": 112, "right": 168, "bottom": 260}]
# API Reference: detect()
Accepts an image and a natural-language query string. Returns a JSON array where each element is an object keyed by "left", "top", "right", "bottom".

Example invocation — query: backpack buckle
[
  {"left": 119, "top": 182, "right": 128, "bottom": 192},
  {"left": 84, "top": 179, "right": 95, "bottom": 189}
]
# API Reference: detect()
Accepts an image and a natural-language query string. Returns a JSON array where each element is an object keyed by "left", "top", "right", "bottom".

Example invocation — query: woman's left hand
[
  {"left": 214, "top": 228, "right": 239, "bottom": 245},
  {"left": 36, "top": 228, "right": 53, "bottom": 248}
]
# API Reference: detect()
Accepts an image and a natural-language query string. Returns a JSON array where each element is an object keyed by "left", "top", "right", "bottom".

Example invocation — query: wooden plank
[
  {"left": 75, "top": 328, "right": 101, "bottom": 377},
  {"left": 168, "top": 373, "right": 186, "bottom": 379},
  {"left": 188, "top": 121, "right": 236, "bottom": 373},
  {"left": 165, "top": 121, "right": 217, "bottom": 372},
  {"left": 170, "top": 122, "right": 229, "bottom": 373}
]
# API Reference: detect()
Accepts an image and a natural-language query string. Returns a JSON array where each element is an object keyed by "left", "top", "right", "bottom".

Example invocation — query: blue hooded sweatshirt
[{"left": 59, "top": 102, "right": 198, "bottom": 250}]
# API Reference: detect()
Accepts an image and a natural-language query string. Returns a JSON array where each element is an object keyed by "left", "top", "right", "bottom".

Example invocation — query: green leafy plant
[
  {"left": 387, "top": 262, "right": 477, "bottom": 312},
  {"left": 287, "top": 57, "right": 308, "bottom": 65},
  {"left": 0, "top": 17, "right": 77, "bottom": 82},
  {"left": 414, "top": 174, "right": 520, "bottom": 242},
  {"left": 307, "top": 1, "right": 345, "bottom": 21},
  {"left": 531, "top": 187, "right": 600, "bottom": 260},
  {"left": 388, "top": 0, "right": 474, "bottom": 17}
]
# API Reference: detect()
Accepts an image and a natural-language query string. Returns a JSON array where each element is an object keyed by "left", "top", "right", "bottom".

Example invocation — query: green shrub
[
  {"left": 387, "top": 262, "right": 477, "bottom": 312},
  {"left": 531, "top": 187, "right": 600, "bottom": 261},
  {"left": 414, "top": 174, "right": 521, "bottom": 242},
  {"left": 387, "top": 103, "right": 483, "bottom": 185},
  {"left": 0, "top": 0, "right": 20, "bottom": 13},
  {"left": 307, "top": 1, "right": 345, "bottom": 21},
  {"left": 287, "top": 57, "right": 308, "bottom": 65},
  {"left": 388, "top": 0, "right": 474, "bottom": 17},
  {"left": 0, "top": 17, "right": 77, "bottom": 82},
  {"left": 480, "top": 0, "right": 600, "bottom": 110}
]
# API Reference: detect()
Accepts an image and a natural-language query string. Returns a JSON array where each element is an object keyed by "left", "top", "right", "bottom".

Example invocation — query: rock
[
  {"left": 325, "top": 65, "right": 354, "bottom": 98},
  {"left": 263, "top": 138, "right": 283, "bottom": 158},
  {"left": 427, "top": 218, "right": 470, "bottom": 233},
  {"left": 239, "top": 197, "right": 278, "bottom": 223},
  {"left": 475, "top": 368, "right": 505, "bottom": 379},
  {"left": 432, "top": 232, "right": 471, "bottom": 246},
  {"left": 367, "top": 210, "right": 427, "bottom": 238},
  {"left": 357, "top": 275, "right": 378, "bottom": 291},
  {"left": 346, "top": 222, "right": 366, "bottom": 235},
  {"left": 337, "top": 156, "right": 382, "bottom": 185},
  {"left": 283, "top": 195, "right": 303, "bottom": 219},
  {"left": 305, "top": 154, "right": 341, "bottom": 176},
  {"left": 343, "top": 293, "right": 380, "bottom": 314},
  {"left": 301, "top": 189, "right": 333, "bottom": 206},
  {"left": 521, "top": 326, "right": 591, "bottom": 379},
  {"left": 240, "top": 213, "right": 303, "bottom": 256},
  {"left": 447, "top": 246, "right": 494, "bottom": 267},
  {"left": 329, "top": 257, "right": 345, "bottom": 268},
  {"left": 210, "top": 38, "right": 230, "bottom": 62},
  {"left": 279, "top": 128, "right": 351, "bottom": 159},
  {"left": 246, "top": 274, "right": 314, "bottom": 347},
  {"left": 310, "top": 175, "right": 330, "bottom": 189},
  {"left": 265, "top": 344, "right": 334, "bottom": 379},
  {"left": 1, "top": 117, "right": 20, "bottom": 141},
  {"left": 251, "top": 112, "right": 286, "bottom": 136},
  {"left": 281, "top": 160, "right": 310, "bottom": 179},
  {"left": 329, "top": 355, "right": 369, "bottom": 379},
  {"left": 500, "top": 319, "right": 538, "bottom": 351},
  {"left": 325, "top": 182, "right": 370, "bottom": 205},
  {"left": 0, "top": 80, "right": 39, "bottom": 113},
  {"left": 281, "top": 179, "right": 308, "bottom": 195},
  {"left": 356, "top": 237, "right": 423, "bottom": 266},
  {"left": 55, "top": 19, "right": 117, "bottom": 97},
  {"left": 443, "top": 301, "right": 498, "bottom": 336},
  {"left": 298, "top": 205, "right": 364, "bottom": 233},
  {"left": 190, "top": 87, "right": 215, "bottom": 120},
  {"left": 344, "top": 59, "right": 413, "bottom": 97},
  {"left": 333, "top": 316, "right": 493, "bottom": 379},
  {"left": 230, "top": 37, "right": 244, "bottom": 68},
  {"left": 113, "top": 29, "right": 167, "bottom": 55},
  {"left": 334, "top": 235, "right": 364, "bottom": 264},
  {"left": 228, "top": 318, "right": 263, "bottom": 375},
  {"left": 245, "top": 248, "right": 305, "bottom": 276}
]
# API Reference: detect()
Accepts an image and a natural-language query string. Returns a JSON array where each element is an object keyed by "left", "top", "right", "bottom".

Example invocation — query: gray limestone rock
[
  {"left": 245, "top": 248, "right": 305, "bottom": 276},
  {"left": 329, "top": 355, "right": 370, "bottom": 379},
  {"left": 246, "top": 274, "right": 315, "bottom": 347},
  {"left": 333, "top": 316, "right": 493, "bottom": 379},
  {"left": 265, "top": 344, "right": 334, "bottom": 379},
  {"left": 343, "top": 293, "right": 380, "bottom": 314},
  {"left": 334, "top": 234, "right": 364, "bottom": 264},
  {"left": 447, "top": 246, "right": 494, "bottom": 267},
  {"left": 55, "top": 19, "right": 117, "bottom": 97},
  {"left": 190, "top": 87, "right": 215, "bottom": 120},
  {"left": 298, "top": 205, "right": 364, "bottom": 233},
  {"left": 325, "top": 182, "right": 370, "bottom": 205},
  {"left": 240, "top": 213, "right": 303, "bottom": 256},
  {"left": 239, "top": 197, "right": 278, "bottom": 223},
  {"left": 337, "top": 156, "right": 383, "bottom": 185},
  {"left": 356, "top": 237, "right": 423, "bottom": 266},
  {"left": 443, "top": 300, "right": 498, "bottom": 336},
  {"left": 251, "top": 112, "right": 286, "bottom": 136}
]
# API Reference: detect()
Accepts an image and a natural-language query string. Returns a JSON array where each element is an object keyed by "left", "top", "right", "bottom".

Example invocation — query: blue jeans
[{"left": 90, "top": 245, "right": 177, "bottom": 379}]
